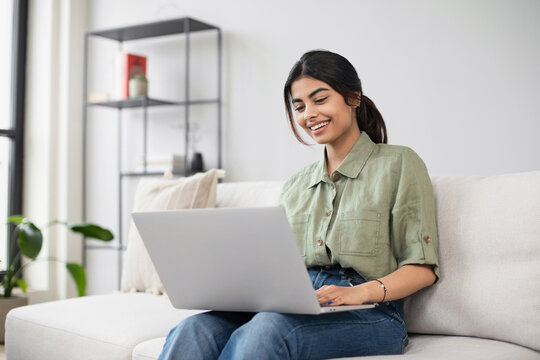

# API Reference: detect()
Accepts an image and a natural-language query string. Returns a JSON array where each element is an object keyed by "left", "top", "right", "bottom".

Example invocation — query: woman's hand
[
  {"left": 315, "top": 284, "right": 372, "bottom": 306},
  {"left": 316, "top": 265, "right": 437, "bottom": 306}
]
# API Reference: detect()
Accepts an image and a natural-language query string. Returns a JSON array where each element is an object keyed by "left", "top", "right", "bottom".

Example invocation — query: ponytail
[{"left": 356, "top": 95, "right": 387, "bottom": 144}]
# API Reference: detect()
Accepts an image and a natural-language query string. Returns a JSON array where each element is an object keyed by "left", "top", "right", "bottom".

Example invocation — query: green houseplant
[{"left": 2, "top": 215, "right": 114, "bottom": 298}]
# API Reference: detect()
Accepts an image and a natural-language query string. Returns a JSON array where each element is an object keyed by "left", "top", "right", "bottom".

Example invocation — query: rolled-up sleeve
[{"left": 391, "top": 148, "right": 440, "bottom": 281}]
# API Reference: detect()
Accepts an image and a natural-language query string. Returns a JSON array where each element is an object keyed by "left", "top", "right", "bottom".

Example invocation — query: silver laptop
[{"left": 132, "top": 206, "right": 376, "bottom": 315}]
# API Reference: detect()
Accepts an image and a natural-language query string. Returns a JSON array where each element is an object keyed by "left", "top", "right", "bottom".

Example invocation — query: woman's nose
[{"left": 304, "top": 105, "right": 317, "bottom": 122}]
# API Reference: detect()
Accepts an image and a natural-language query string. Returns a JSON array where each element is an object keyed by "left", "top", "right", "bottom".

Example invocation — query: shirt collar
[{"left": 308, "top": 131, "right": 376, "bottom": 188}]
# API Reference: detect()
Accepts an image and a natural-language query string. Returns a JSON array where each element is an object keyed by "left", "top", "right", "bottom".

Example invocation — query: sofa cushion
[
  {"left": 132, "top": 338, "right": 165, "bottom": 360},
  {"left": 5, "top": 293, "right": 204, "bottom": 360},
  {"left": 121, "top": 169, "right": 222, "bottom": 294},
  {"left": 132, "top": 335, "right": 540, "bottom": 360},
  {"left": 404, "top": 171, "right": 540, "bottom": 352},
  {"left": 216, "top": 175, "right": 540, "bottom": 351},
  {"left": 216, "top": 181, "right": 283, "bottom": 208}
]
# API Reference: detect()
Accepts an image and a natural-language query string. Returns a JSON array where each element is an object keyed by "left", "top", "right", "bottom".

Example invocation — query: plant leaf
[
  {"left": 7, "top": 215, "right": 25, "bottom": 225},
  {"left": 2, "top": 276, "right": 11, "bottom": 297},
  {"left": 17, "top": 221, "right": 43, "bottom": 259},
  {"left": 16, "top": 279, "right": 27, "bottom": 294},
  {"left": 66, "top": 263, "right": 86, "bottom": 297},
  {"left": 68, "top": 223, "right": 114, "bottom": 241}
]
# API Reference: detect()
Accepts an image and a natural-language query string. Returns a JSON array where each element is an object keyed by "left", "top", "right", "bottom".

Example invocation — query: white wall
[
  {"left": 81, "top": 0, "right": 540, "bottom": 294},
  {"left": 87, "top": 0, "right": 540, "bottom": 179}
]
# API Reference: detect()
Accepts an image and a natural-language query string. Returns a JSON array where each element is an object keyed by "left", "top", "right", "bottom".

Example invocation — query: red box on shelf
[{"left": 121, "top": 53, "right": 147, "bottom": 98}]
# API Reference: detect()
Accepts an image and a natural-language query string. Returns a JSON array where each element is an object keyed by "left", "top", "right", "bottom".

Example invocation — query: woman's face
[{"left": 290, "top": 76, "right": 359, "bottom": 147}]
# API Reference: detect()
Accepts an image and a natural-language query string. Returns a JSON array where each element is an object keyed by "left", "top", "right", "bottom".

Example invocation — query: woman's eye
[
  {"left": 315, "top": 97, "right": 328, "bottom": 104},
  {"left": 294, "top": 105, "right": 305, "bottom": 112}
]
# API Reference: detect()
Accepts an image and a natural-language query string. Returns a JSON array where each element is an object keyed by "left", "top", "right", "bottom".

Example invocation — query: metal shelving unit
[{"left": 82, "top": 17, "right": 222, "bottom": 289}]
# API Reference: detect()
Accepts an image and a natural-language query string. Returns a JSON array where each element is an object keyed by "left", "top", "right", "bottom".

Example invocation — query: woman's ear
[{"left": 347, "top": 92, "right": 362, "bottom": 108}]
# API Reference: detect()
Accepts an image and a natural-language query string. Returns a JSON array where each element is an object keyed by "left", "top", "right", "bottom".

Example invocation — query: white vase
[
  {"left": 129, "top": 78, "right": 148, "bottom": 97},
  {"left": 0, "top": 295, "right": 28, "bottom": 343}
]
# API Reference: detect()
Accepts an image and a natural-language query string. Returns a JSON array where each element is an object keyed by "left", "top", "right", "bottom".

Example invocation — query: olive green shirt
[{"left": 279, "top": 131, "right": 440, "bottom": 281}]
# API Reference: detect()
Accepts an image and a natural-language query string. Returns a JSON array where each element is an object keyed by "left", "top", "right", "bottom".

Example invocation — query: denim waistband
[{"left": 307, "top": 264, "right": 358, "bottom": 278}]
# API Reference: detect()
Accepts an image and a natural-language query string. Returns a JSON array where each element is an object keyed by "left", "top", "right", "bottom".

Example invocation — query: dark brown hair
[{"left": 283, "top": 50, "right": 387, "bottom": 144}]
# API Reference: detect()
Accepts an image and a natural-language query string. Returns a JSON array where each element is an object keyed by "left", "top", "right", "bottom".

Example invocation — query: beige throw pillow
[{"left": 120, "top": 169, "right": 223, "bottom": 294}]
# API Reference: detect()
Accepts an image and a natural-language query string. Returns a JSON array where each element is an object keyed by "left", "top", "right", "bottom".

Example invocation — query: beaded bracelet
[{"left": 374, "top": 279, "right": 387, "bottom": 303}]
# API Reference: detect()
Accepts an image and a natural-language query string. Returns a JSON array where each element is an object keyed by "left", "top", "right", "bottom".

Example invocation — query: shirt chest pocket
[
  {"left": 338, "top": 210, "right": 381, "bottom": 257},
  {"left": 290, "top": 213, "right": 310, "bottom": 256}
]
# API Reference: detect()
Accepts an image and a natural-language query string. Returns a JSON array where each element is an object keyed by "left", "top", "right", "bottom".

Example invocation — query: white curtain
[{"left": 24, "top": 0, "right": 88, "bottom": 302}]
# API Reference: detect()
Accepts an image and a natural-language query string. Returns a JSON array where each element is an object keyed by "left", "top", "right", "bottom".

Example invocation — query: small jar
[{"left": 129, "top": 76, "right": 148, "bottom": 97}]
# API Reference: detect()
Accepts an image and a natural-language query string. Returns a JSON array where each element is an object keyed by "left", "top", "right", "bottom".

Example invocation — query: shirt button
[
  {"left": 423, "top": 235, "right": 431, "bottom": 244},
  {"left": 325, "top": 210, "right": 332, "bottom": 216},
  {"left": 317, "top": 239, "right": 323, "bottom": 246},
  {"left": 332, "top": 173, "right": 340, "bottom": 181}
]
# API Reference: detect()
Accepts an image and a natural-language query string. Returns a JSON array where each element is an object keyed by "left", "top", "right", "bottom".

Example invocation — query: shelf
[
  {"left": 0, "top": 129, "right": 16, "bottom": 137},
  {"left": 120, "top": 170, "right": 188, "bottom": 178},
  {"left": 82, "top": 17, "right": 222, "bottom": 290},
  {"left": 85, "top": 244, "right": 127, "bottom": 251},
  {"left": 87, "top": 96, "right": 176, "bottom": 109},
  {"left": 87, "top": 17, "right": 218, "bottom": 42},
  {"left": 86, "top": 96, "right": 219, "bottom": 109}
]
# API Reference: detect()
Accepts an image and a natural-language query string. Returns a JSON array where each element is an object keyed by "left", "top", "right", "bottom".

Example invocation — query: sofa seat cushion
[
  {"left": 133, "top": 338, "right": 165, "bottom": 360},
  {"left": 5, "top": 293, "right": 203, "bottom": 360},
  {"left": 133, "top": 334, "right": 540, "bottom": 360},
  {"left": 383, "top": 335, "right": 540, "bottom": 360}
]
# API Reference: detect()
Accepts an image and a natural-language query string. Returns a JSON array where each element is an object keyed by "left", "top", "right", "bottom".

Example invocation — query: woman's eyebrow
[{"left": 292, "top": 87, "right": 330, "bottom": 103}]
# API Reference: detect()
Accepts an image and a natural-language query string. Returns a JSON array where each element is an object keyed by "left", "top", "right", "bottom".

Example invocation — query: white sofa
[{"left": 5, "top": 173, "right": 540, "bottom": 359}]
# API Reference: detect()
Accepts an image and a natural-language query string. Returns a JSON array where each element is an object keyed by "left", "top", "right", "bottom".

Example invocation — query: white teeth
[{"left": 311, "top": 121, "right": 329, "bottom": 130}]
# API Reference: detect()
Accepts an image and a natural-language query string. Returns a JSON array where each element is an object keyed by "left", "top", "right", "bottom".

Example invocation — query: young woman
[{"left": 159, "top": 50, "right": 439, "bottom": 360}]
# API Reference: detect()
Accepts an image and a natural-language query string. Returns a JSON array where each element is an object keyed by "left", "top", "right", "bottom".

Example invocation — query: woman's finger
[
  {"left": 316, "top": 287, "right": 337, "bottom": 298},
  {"left": 315, "top": 285, "right": 338, "bottom": 296},
  {"left": 331, "top": 296, "right": 344, "bottom": 305},
  {"left": 317, "top": 287, "right": 345, "bottom": 303},
  {"left": 316, "top": 292, "right": 335, "bottom": 304}
]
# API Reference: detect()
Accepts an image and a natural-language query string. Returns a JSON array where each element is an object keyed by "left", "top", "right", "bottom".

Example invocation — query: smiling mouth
[{"left": 310, "top": 121, "right": 330, "bottom": 131}]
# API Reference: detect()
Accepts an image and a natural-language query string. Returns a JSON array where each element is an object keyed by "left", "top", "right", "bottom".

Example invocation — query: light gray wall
[{"left": 85, "top": 0, "right": 540, "bottom": 294}]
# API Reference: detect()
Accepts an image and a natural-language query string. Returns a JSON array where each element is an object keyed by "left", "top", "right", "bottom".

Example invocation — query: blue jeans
[{"left": 159, "top": 267, "right": 408, "bottom": 360}]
